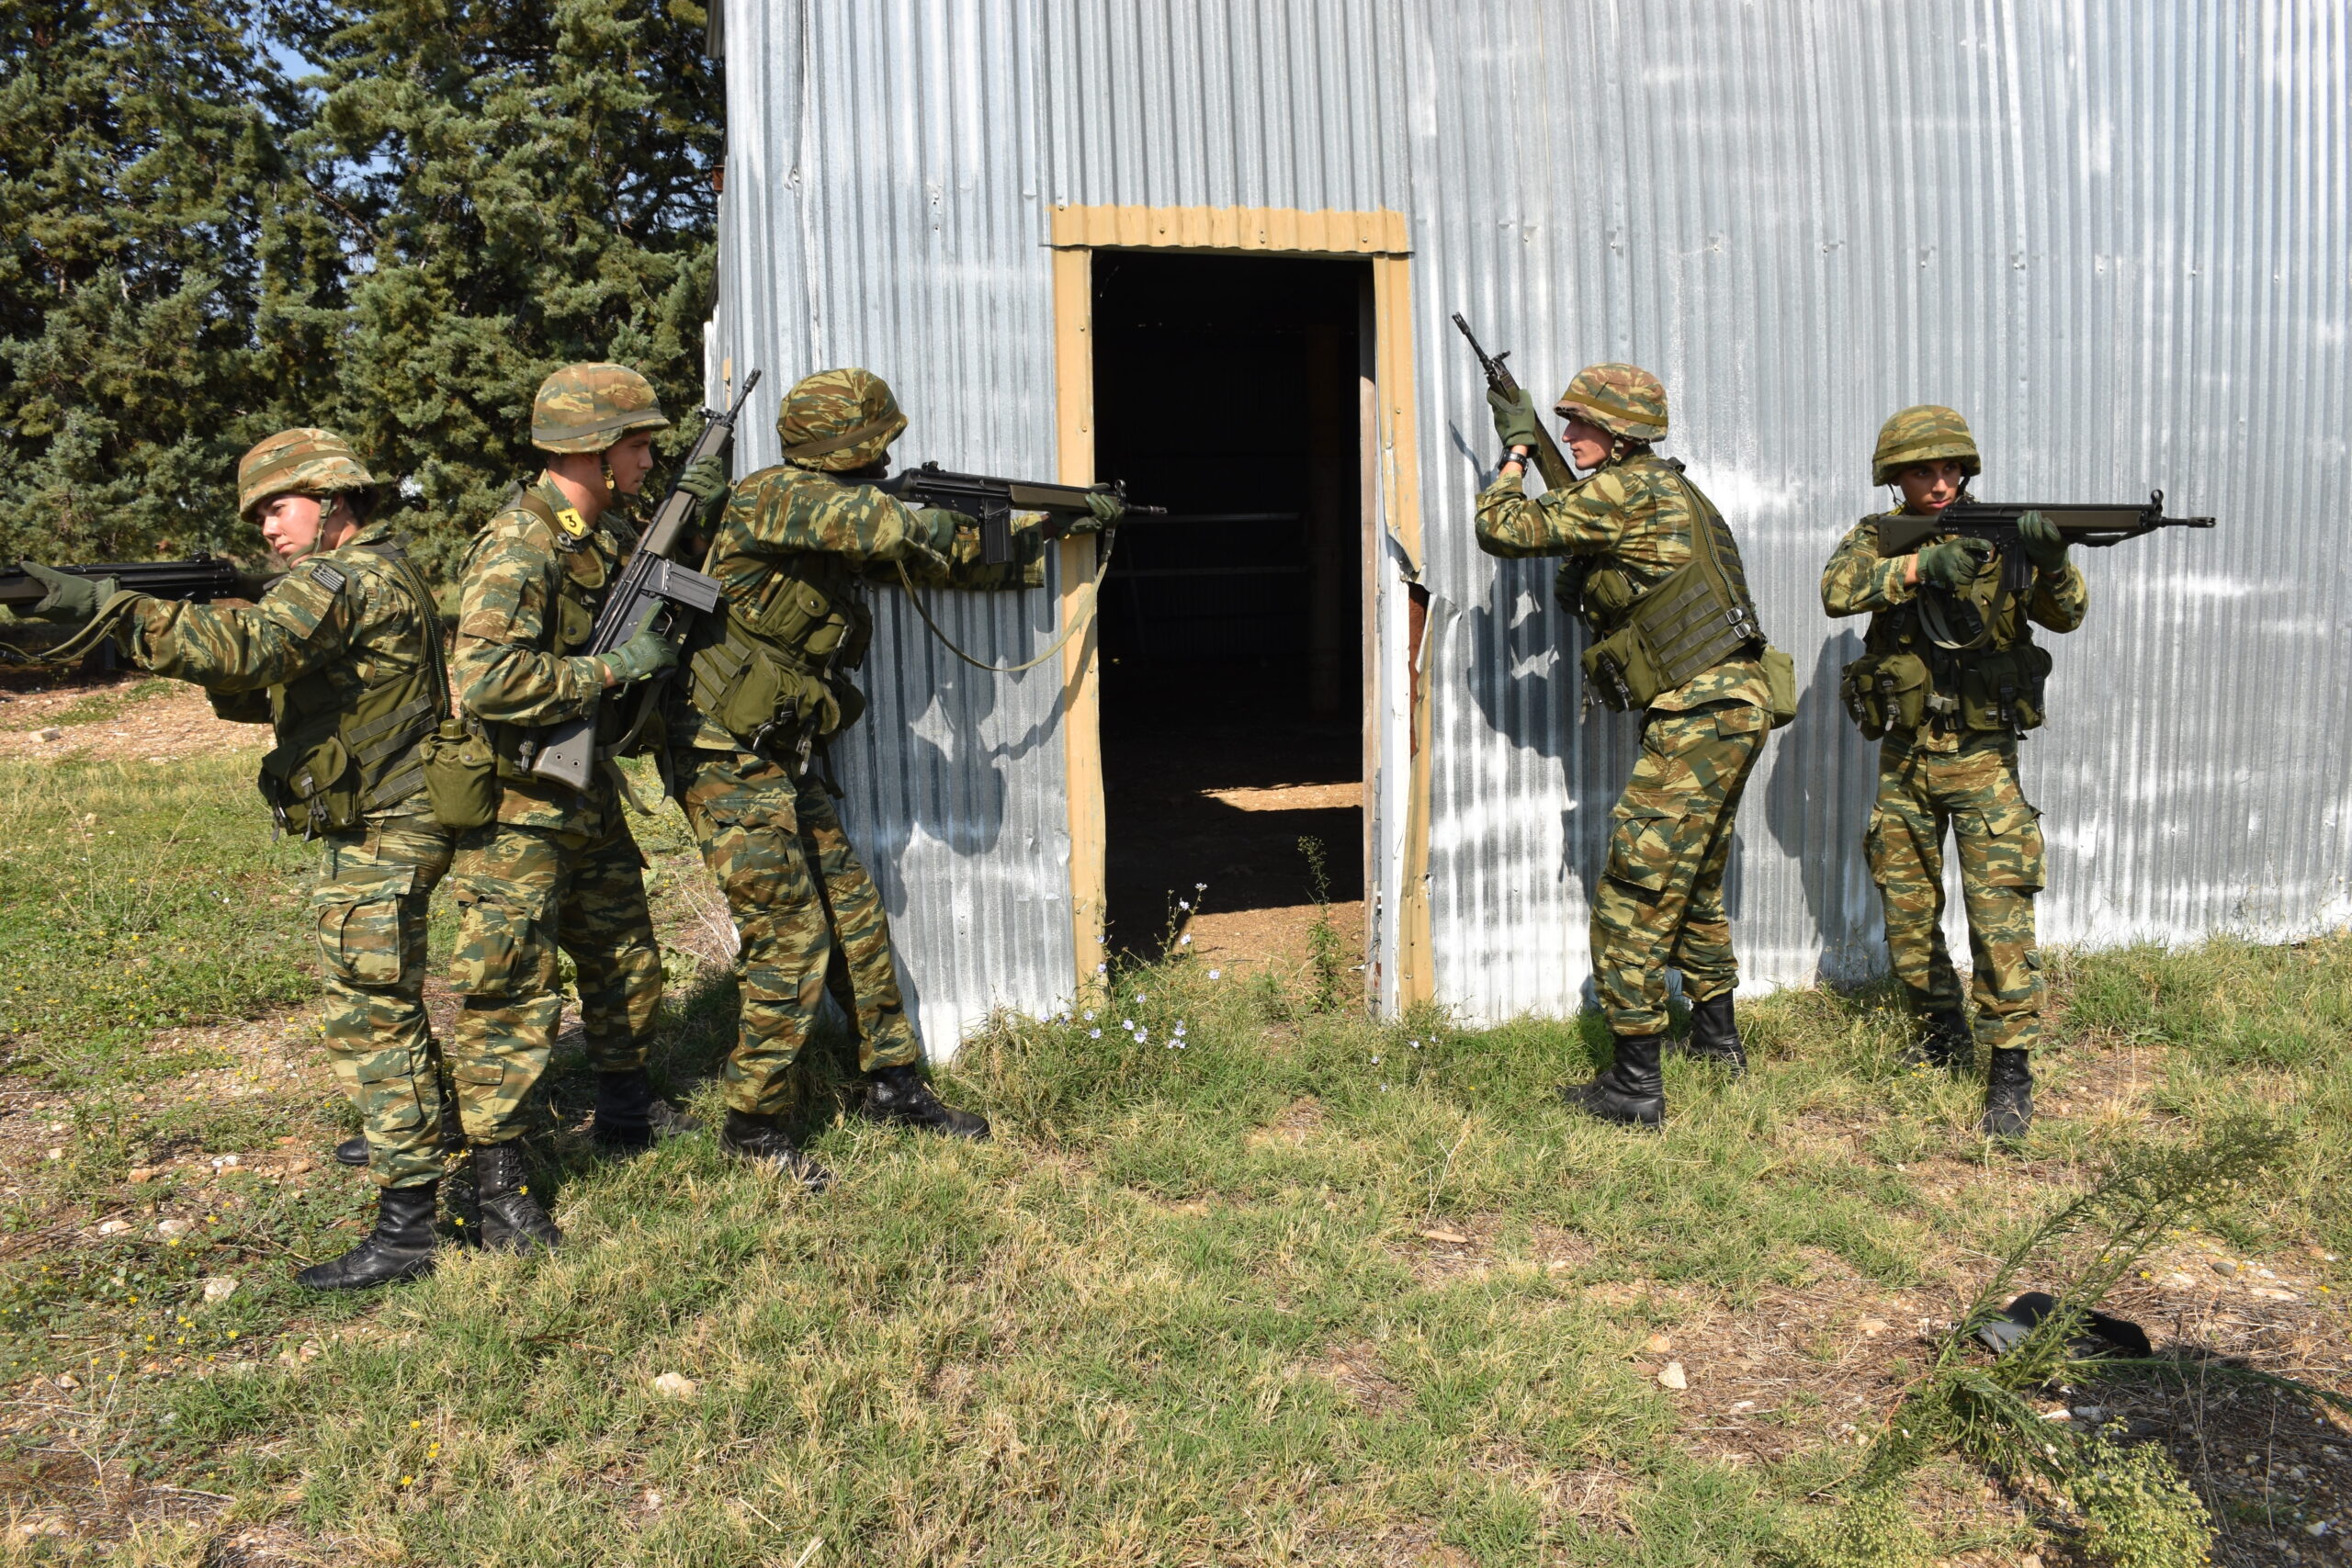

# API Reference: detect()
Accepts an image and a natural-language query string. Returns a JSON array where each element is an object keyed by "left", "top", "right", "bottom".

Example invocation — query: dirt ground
[{"left": 0, "top": 673, "right": 268, "bottom": 764}]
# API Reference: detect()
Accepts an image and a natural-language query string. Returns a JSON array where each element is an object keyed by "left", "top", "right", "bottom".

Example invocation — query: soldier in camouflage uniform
[
  {"left": 1477, "top": 365, "right": 1777, "bottom": 1127},
  {"left": 663, "top": 367, "right": 1117, "bottom": 1187},
  {"left": 17, "top": 431, "right": 461, "bottom": 1290},
  {"left": 1821, "top": 406, "right": 2085, "bottom": 1137},
  {"left": 441, "top": 363, "right": 696, "bottom": 1247}
]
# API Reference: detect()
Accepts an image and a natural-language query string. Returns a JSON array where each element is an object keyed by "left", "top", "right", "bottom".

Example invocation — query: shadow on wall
[{"left": 1758, "top": 626, "right": 1886, "bottom": 985}]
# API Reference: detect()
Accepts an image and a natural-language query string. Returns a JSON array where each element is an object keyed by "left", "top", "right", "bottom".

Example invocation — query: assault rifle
[
  {"left": 1452, "top": 313, "right": 1576, "bottom": 492},
  {"left": 0, "top": 553, "right": 254, "bottom": 614},
  {"left": 526, "top": 370, "right": 761, "bottom": 791},
  {"left": 875, "top": 461, "right": 1166, "bottom": 567},
  {"left": 1879, "top": 491, "right": 2217, "bottom": 594}
]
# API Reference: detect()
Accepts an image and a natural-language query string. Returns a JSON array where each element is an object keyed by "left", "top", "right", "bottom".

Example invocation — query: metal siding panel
[
  {"left": 718, "top": 0, "right": 2350, "bottom": 1039},
  {"left": 710, "top": 0, "right": 1075, "bottom": 1055},
  {"left": 1411, "top": 0, "right": 2352, "bottom": 1023}
]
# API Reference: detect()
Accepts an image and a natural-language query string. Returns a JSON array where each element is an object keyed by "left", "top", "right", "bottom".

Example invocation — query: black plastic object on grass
[{"left": 1974, "top": 1291, "right": 2154, "bottom": 1360}]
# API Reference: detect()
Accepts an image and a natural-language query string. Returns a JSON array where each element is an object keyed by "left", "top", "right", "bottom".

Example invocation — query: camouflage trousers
[
  {"left": 671, "top": 747, "right": 922, "bottom": 1116},
  {"left": 444, "top": 785, "right": 662, "bottom": 1144},
  {"left": 1589, "top": 701, "right": 1769, "bottom": 1038},
  {"left": 314, "top": 810, "right": 457, "bottom": 1189},
  {"left": 1866, "top": 732, "right": 2046, "bottom": 1050}
]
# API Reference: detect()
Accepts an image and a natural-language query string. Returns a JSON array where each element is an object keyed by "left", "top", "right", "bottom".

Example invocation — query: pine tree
[
  {"left": 0, "top": 2, "right": 340, "bottom": 564},
  {"left": 288, "top": 0, "right": 720, "bottom": 576}
]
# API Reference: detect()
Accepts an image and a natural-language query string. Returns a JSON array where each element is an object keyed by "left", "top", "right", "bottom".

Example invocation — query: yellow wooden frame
[{"left": 1049, "top": 204, "right": 1429, "bottom": 1009}]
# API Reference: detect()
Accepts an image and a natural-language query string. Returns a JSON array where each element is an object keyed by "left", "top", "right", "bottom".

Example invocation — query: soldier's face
[
  {"left": 605, "top": 433, "right": 657, "bottom": 495},
  {"left": 1897, "top": 460, "right": 1968, "bottom": 513},
  {"left": 257, "top": 494, "right": 333, "bottom": 561},
  {"left": 1561, "top": 414, "right": 1613, "bottom": 470}
]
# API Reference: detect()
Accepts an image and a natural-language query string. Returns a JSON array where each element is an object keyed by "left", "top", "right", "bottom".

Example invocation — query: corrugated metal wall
[
  {"left": 714, "top": 0, "right": 2350, "bottom": 1039},
  {"left": 708, "top": 0, "right": 1078, "bottom": 1049},
  {"left": 1409, "top": 0, "right": 2352, "bottom": 1017}
]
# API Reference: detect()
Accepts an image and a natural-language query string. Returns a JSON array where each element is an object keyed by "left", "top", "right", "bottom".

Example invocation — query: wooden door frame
[{"left": 1047, "top": 205, "right": 1430, "bottom": 1009}]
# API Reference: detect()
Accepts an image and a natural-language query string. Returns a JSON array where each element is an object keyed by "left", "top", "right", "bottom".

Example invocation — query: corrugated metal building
[{"left": 703, "top": 0, "right": 2350, "bottom": 1049}]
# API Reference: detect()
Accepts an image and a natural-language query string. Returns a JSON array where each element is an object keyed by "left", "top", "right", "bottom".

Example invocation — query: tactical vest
[
  {"left": 1569, "top": 461, "right": 1766, "bottom": 711},
  {"left": 1837, "top": 518, "right": 2052, "bottom": 740},
  {"left": 257, "top": 542, "right": 448, "bottom": 838},
  {"left": 466, "top": 487, "right": 628, "bottom": 781},
  {"left": 683, "top": 549, "right": 873, "bottom": 754}
]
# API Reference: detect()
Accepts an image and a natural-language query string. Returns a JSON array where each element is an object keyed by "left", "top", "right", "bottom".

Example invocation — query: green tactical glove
[
  {"left": 1915, "top": 535, "right": 1996, "bottom": 592},
  {"left": 1061, "top": 489, "right": 1125, "bottom": 537},
  {"left": 911, "top": 507, "right": 970, "bottom": 558},
  {"left": 678, "top": 455, "right": 730, "bottom": 525},
  {"left": 598, "top": 621, "right": 679, "bottom": 686},
  {"left": 1487, "top": 388, "right": 1543, "bottom": 453},
  {"left": 2018, "top": 510, "right": 2068, "bottom": 572},
  {"left": 17, "top": 561, "right": 114, "bottom": 625}
]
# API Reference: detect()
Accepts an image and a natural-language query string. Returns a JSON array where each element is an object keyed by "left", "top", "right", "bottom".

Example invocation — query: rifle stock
[{"left": 527, "top": 370, "right": 762, "bottom": 792}]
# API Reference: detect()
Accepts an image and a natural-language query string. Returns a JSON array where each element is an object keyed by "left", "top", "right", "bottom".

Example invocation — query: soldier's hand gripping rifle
[
  {"left": 527, "top": 369, "right": 762, "bottom": 791},
  {"left": 1452, "top": 313, "right": 1577, "bottom": 492},
  {"left": 876, "top": 461, "right": 1166, "bottom": 566},
  {"left": 1, "top": 554, "right": 267, "bottom": 664},
  {"left": 1881, "top": 491, "right": 2215, "bottom": 648}
]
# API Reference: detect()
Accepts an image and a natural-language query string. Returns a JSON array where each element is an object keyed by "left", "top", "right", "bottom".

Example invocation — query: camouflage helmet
[
  {"left": 236, "top": 428, "right": 376, "bottom": 520},
  {"left": 1871, "top": 404, "right": 1981, "bottom": 486},
  {"left": 1555, "top": 363, "right": 1669, "bottom": 443},
  {"left": 530, "top": 363, "right": 671, "bottom": 454},
  {"left": 777, "top": 367, "right": 908, "bottom": 472}
]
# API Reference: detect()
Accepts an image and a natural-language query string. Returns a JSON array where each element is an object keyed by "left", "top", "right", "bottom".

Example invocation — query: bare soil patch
[{"left": 0, "top": 672, "right": 267, "bottom": 763}]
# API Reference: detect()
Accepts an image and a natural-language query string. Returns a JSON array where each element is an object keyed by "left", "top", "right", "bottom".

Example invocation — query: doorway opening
[{"left": 1091, "top": 251, "right": 1369, "bottom": 972}]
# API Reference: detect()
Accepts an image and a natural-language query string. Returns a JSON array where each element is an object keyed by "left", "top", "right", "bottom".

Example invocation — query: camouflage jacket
[
  {"left": 673, "top": 462, "right": 1045, "bottom": 750},
  {"left": 1820, "top": 512, "right": 2089, "bottom": 750},
  {"left": 124, "top": 523, "right": 441, "bottom": 812},
  {"left": 1475, "top": 451, "right": 1770, "bottom": 713},
  {"left": 452, "top": 474, "right": 634, "bottom": 827}
]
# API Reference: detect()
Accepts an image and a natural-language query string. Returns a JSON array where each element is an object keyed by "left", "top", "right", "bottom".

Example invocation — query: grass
[{"left": 0, "top": 744, "right": 2346, "bottom": 1564}]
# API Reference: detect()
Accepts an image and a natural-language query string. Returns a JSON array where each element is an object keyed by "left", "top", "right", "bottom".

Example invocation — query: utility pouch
[
  {"left": 1581, "top": 623, "right": 1662, "bottom": 713},
  {"left": 1760, "top": 646, "right": 1799, "bottom": 730},
  {"left": 1838, "top": 652, "right": 1931, "bottom": 740},
  {"left": 717, "top": 647, "right": 839, "bottom": 751},
  {"left": 1959, "top": 642, "right": 2052, "bottom": 735},
  {"left": 260, "top": 734, "right": 358, "bottom": 838},
  {"left": 421, "top": 718, "right": 499, "bottom": 829}
]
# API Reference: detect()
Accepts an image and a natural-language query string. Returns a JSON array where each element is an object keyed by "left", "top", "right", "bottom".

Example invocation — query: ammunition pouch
[
  {"left": 682, "top": 555, "right": 872, "bottom": 759},
  {"left": 1959, "top": 641, "right": 2052, "bottom": 736},
  {"left": 260, "top": 733, "right": 359, "bottom": 837},
  {"left": 1838, "top": 651, "right": 1933, "bottom": 740},
  {"left": 1760, "top": 646, "right": 1798, "bottom": 729}
]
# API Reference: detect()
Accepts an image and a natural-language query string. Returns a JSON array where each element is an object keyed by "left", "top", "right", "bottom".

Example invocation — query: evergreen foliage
[
  {"left": 0, "top": 0, "right": 719, "bottom": 579},
  {"left": 0, "top": 2, "right": 340, "bottom": 565}
]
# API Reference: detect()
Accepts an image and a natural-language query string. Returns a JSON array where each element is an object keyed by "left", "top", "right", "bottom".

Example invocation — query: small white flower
[
  {"left": 1179, "top": 934, "right": 1193, "bottom": 945},
  {"left": 1084, "top": 1010, "right": 1095, "bottom": 1021},
  {"left": 1136, "top": 992, "right": 1147, "bottom": 1001},
  {"left": 1208, "top": 969, "right": 1221, "bottom": 979},
  {"left": 1096, "top": 963, "right": 1108, "bottom": 974},
  {"left": 1136, "top": 1028, "right": 1148, "bottom": 1041},
  {"left": 1371, "top": 1056, "right": 1380, "bottom": 1065},
  {"left": 1090, "top": 1028, "right": 1102, "bottom": 1039},
  {"left": 1194, "top": 881, "right": 1206, "bottom": 890},
  {"left": 1123, "top": 1019, "right": 1134, "bottom": 1030},
  {"left": 1177, "top": 900, "right": 1191, "bottom": 911}
]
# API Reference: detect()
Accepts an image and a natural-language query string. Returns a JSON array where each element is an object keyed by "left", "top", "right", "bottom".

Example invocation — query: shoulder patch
[{"left": 305, "top": 562, "right": 348, "bottom": 593}]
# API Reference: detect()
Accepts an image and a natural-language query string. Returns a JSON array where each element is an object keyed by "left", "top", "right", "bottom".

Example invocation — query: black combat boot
[
  {"left": 294, "top": 1180, "right": 439, "bottom": 1291},
  {"left": 1683, "top": 992, "right": 1747, "bottom": 1077},
  {"left": 334, "top": 1094, "right": 463, "bottom": 1168},
  {"left": 1903, "top": 1008, "right": 1973, "bottom": 1075},
  {"left": 471, "top": 1141, "right": 561, "bottom": 1252},
  {"left": 1561, "top": 1034, "right": 1667, "bottom": 1127},
  {"left": 588, "top": 1067, "right": 700, "bottom": 1152},
  {"left": 857, "top": 1065, "right": 990, "bottom": 1140},
  {"left": 719, "top": 1110, "right": 832, "bottom": 1191},
  {"left": 1982, "top": 1048, "right": 2035, "bottom": 1138}
]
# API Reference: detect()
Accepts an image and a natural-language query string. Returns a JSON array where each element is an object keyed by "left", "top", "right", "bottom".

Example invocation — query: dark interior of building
[{"left": 1090, "top": 252, "right": 1369, "bottom": 961}]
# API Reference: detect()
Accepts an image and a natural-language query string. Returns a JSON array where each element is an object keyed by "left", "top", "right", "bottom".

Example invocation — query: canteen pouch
[
  {"left": 421, "top": 717, "right": 499, "bottom": 829},
  {"left": 716, "top": 647, "right": 840, "bottom": 751},
  {"left": 1581, "top": 622, "right": 1662, "bottom": 713},
  {"left": 1838, "top": 652, "right": 1931, "bottom": 740},
  {"left": 1960, "top": 642, "right": 2052, "bottom": 736},
  {"left": 1760, "top": 646, "right": 1799, "bottom": 729},
  {"left": 260, "top": 733, "right": 357, "bottom": 837}
]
